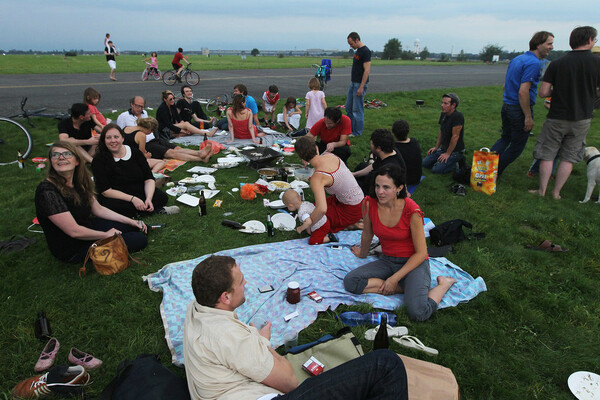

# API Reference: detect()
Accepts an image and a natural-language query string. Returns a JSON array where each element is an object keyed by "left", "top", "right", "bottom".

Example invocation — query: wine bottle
[
  {"left": 198, "top": 190, "right": 207, "bottom": 216},
  {"left": 266, "top": 213, "right": 274, "bottom": 236},
  {"left": 373, "top": 313, "right": 390, "bottom": 350}
]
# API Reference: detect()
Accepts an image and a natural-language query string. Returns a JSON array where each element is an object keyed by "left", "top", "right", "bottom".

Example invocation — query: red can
[{"left": 286, "top": 281, "right": 300, "bottom": 304}]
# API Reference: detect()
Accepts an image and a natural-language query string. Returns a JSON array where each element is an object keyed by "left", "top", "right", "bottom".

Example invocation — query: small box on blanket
[{"left": 302, "top": 356, "right": 324, "bottom": 376}]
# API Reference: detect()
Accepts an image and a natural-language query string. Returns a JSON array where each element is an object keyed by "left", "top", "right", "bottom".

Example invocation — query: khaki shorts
[{"left": 533, "top": 118, "right": 590, "bottom": 163}]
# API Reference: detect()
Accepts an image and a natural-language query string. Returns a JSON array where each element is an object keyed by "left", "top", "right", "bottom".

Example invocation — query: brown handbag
[{"left": 79, "top": 233, "right": 137, "bottom": 277}]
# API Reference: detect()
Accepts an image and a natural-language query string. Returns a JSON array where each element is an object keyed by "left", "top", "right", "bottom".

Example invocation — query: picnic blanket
[
  {"left": 172, "top": 129, "right": 289, "bottom": 148},
  {"left": 159, "top": 159, "right": 186, "bottom": 174},
  {"left": 143, "top": 230, "right": 487, "bottom": 366}
]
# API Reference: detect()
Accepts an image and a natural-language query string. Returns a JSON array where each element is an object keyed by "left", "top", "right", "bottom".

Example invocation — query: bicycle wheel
[
  {"left": 206, "top": 94, "right": 228, "bottom": 114},
  {"left": 186, "top": 71, "right": 200, "bottom": 86},
  {"left": 318, "top": 76, "right": 326, "bottom": 91},
  {"left": 162, "top": 70, "right": 177, "bottom": 86},
  {"left": 0, "top": 117, "right": 33, "bottom": 166},
  {"left": 154, "top": 69, "right": 162, "bottom": 80},
  {"left": 141, "top": 69, "right": 149, "bottom": 81}
]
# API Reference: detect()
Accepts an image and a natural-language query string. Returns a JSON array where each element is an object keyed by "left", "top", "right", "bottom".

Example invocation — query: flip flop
[
  {"left": 525, "top": 239, "right": 568, "bottom": 253},
  {"left": 364, "top": 325, "right": 408, "bottom": 341},
  {"left": 394, "top": 335, "right": 439, "bottom": 356}
]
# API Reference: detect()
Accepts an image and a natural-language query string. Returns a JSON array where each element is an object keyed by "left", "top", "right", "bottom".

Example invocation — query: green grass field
[
  {"left": 0, "top": 54, "right": 473, "bottom": 75},
  {"left": 0, "top": 85, "right": 599, "bottom": 399}
]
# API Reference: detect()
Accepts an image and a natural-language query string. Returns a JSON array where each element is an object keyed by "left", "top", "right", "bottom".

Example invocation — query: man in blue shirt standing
[
  {"left": 491, "top": 31, "right": 554, "bottom": 176},
  {"left": 346, "top": 32, "right": 371, "bottom": 137}
]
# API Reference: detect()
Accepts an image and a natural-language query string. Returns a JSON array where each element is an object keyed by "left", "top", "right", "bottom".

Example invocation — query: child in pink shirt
[{"left": 84, "top": 87, "right": 110, "bottom": 132}]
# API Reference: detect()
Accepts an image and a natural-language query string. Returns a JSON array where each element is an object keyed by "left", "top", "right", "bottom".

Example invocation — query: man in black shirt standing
[
  {"left": 346, "top": 32, "right": 371, "bottom": 137},
  {"left": 530, "top": 26, "right": 600, "bottom": 199}
]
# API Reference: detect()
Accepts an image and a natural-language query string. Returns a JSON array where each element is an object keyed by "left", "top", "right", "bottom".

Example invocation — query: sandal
[
  {"left": 525, "top": 239, "right": 568, "bottom": 253},
  {"left": 394, "top": 335, "right": 438, "bottom": 356}
]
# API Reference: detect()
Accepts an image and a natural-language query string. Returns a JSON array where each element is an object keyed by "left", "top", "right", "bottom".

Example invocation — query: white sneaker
[{"left": 159, "top": 206, "right": 180, "bottom": 215}]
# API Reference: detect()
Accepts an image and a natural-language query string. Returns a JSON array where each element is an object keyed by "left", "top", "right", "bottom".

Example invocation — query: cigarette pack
[
  {"left": 307, "top": 291, "right": 323, "bottom": 302},
  {"left": 302, "top": 356, "right": 324, "bottom": 376}
]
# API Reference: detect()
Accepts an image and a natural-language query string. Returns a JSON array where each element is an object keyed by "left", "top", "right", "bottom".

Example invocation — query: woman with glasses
[
  {"left": 34, "top": 141, "right": 148, "bottom": 263},
  {"left": 92, "top": 124, "right": 171, "bottom": 218},
  {"left": 156, "top": 90, "right": 216, "bottom": 139},
  {"left": 226, "top": 94, "right": 259, "bottom": 143}
]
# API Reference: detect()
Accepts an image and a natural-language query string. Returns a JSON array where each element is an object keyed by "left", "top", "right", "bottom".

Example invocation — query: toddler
[
  {"left": 282, "top": 189, "right": 336, "bottom": 245},
  {"left": 83, "top": 87, "right": 110, "bottom": 132},
  {"left": 305, "top": 77, "right": 327, "bottom": 129},
  {"left": 277, "top": 96, "right": 302, "bottom": 132},
  {"left": 261, "top": 85, "right": 279, "bottom": 128}
]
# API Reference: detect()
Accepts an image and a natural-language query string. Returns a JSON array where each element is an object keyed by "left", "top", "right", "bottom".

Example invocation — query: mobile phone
[
  {"left": 258, "top": 285, "right": 274, "bottom": 293},
  {"left": 150, "top": 224, "right": 166, "bottom": 229},
  {"left": 331, "top": 245, "right": 341, "bottom": 250}
]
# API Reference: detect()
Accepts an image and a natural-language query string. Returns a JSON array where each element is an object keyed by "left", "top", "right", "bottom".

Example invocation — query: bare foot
[
  {"left": 552, "top": 192, "right": 561, "bottom": 200},
  {"left": 437, "top": 276, "right": 457, "bottom": 287},
  {"left": 207, "top": 127, "right": 218, "bottom": 137},
  {"left": 528, "top": 189, "right": 544, "bottom": 197}
]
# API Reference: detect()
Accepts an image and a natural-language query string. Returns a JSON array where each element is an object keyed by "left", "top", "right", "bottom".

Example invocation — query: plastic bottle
[
  {"left": 337, "top": 311, "right": 397, "bottom": 327},
  {"left": 34, "top": 311, "right": 52, "bottom": 340},
  {"left": 198, "top": 190, "right": 207, "bottom": 217},
  {"left": 266, "top": 213, "right": 274, "bottom": 236},
  {"left": 17, "top": 151, "right": 24, "bottom": 169},
  {"left": 373, "top": 313, "right": 390, "bottom": 350}
]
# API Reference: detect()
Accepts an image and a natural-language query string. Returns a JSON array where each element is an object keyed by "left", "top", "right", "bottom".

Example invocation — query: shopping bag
[{"left": 470, "top": 147, "right": 498, "bottom": 195}]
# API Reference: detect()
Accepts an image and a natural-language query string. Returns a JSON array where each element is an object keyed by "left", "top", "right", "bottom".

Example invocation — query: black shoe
[{"left": 327, "top": 233, "right": 339, "bottom": 243}]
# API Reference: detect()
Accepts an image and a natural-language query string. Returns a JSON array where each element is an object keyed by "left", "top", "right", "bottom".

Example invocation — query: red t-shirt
[
  {"left": 172, "top": 52, "right": 183, "bottom": 67},
  {"left": 310, "top": 115, "right": 352, "bottom": 144},
  {"left": 368, "top": 196, "right": 427, "bottom": 258}
]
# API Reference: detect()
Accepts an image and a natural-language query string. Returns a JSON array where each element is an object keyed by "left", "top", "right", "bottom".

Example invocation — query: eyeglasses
[
  {"left": 133, "top": 103, "right": 145, "bottom": 108},
  {"left": 51, "top": 151, "right": 74, "bottom": 159}
]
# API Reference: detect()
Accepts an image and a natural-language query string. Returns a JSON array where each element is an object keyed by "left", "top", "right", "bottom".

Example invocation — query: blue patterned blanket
[{"left": 144, "top": 230, "right": 486, "bottom": 366}]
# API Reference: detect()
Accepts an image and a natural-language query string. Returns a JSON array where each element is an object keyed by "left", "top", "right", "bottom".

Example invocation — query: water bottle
[
  {"left": 338, "top": 311, "right": 397, "bottom": 327},
  {"left": 34, "top": 311, "right": 52, "bottom": 340},
  {"left": 373, "top": 313, "right": 390, "bottom": 350}
]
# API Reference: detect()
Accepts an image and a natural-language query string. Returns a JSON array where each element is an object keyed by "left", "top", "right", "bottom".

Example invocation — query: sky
[{"left": 1, "top": 0, "right": 597, "bottom": 54}]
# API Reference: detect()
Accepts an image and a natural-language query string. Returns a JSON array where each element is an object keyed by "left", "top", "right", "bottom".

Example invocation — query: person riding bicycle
[
  {"left": 172, "top": 47, "right": 189, "bottom": 81},
  {"left": 144, "top": 51, "right": 159, "bottom": 76}
]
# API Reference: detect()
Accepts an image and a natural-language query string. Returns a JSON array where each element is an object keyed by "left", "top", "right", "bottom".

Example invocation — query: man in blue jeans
[
  {"left": 422, "top": 93, "right": 465, "bottom": 174},
  {"left": 346, "top": 32, "right": 371, "bottom": 137},
  {"left": 491, "top": 31, "right": 554, "bottom": 176},
  {"left": 183, "top": 255, "right": 408, "bottom": 400}
]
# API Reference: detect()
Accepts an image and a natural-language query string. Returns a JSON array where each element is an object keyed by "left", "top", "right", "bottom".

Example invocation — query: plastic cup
[{"left": 284, "top": 332, "right": 299, "bottom": 351}]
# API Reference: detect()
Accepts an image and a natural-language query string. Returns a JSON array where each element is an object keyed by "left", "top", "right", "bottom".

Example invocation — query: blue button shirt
[{"left": 503, "top": 51, "right": 544, "bottom": 106}]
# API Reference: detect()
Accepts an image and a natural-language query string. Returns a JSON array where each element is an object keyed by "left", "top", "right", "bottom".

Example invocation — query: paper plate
[
  {"left": 290, "top": 180, "right": 309, "bottom": 189},
  {"left": 272, "top": 213, "right": 296, "bottom": 231},
  {"left": 270, "top": 181, "right": 291, "bottom": 192},
  {"left": 186, "top": 166, "right": 217, "bottom": 174},
  {"left": 568, "top": 371, "right": 600, "bottom": 400},
  {"left": 176, "top": 193, "right": 199, "bottom": 207},
  {"left": 239, "top": 220, "right": 266, "bottom": 234},
  {"left": 218, "top": 156, "right": 245, "bottom": 164},
  {"left": 166, "top": 186, "right": 187, "bottom": 197},
  {"left": 267, "top": 200, "right": 286, "bottom": 209}
]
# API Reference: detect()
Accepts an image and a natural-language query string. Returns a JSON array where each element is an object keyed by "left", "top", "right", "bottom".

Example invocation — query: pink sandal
[
  {"left": 68, "top": 347, "right": 103, "bottom": 370},
  {"left": 34, "top": 337, "right": 60, "bottom": 372}
]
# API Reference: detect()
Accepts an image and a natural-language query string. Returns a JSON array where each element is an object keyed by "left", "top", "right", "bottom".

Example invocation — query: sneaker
[
  {"left": 68, "top": 347, "right": 103, "bottom": 370},
  {"left": 34, "top": 338, "right": 60, "bottom": 372},
  {"left": 158, "top": 206, "right": 180, "bottom": 215},
  {"left": 12, "top": 365, "right": 90, "bottom": 399}
]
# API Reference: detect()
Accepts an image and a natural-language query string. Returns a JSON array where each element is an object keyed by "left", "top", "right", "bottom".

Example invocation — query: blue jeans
[
  {"left": 345, "top": 82, "right": 367, "bottom": 136},
  {"left": 278, "top": 349, "right": 408, "bottom": 399},
  {"left": 422, "top": 149, "right": 464, "bottom": 174},
  {"left": 491, "top": 103, "right": 533, "bottom": 175}
]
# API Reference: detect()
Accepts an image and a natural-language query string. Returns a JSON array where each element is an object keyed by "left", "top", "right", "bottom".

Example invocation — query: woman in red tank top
[
  {"left": 344, "top": 164, "right": 456, "bottom": 322},
  {"left": 226, "top": 94, "right": 259, "bottom": 143}
]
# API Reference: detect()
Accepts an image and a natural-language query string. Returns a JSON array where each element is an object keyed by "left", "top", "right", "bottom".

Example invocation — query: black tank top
[{"left": 123, "top": 130, "right": 140, "bottom": 148}]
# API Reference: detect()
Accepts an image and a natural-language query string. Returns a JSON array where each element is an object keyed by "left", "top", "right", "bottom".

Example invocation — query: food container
[
  {"left": 286, "top": 281, "right": 301, "bottom": 304},
  {"left": 257, "top": 168, "right": 278, "bottom": 181},
  {"left": 294, "top": 167, "right": 314, "bottom": 181}
]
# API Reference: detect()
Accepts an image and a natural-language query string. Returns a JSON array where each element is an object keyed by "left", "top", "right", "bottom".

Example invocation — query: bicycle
[
  {"left": 205, "top": 93, "right": 230, "bottom": 116},
  {"left": 0, "top": 117, "right": 33, "bottom": 166},
  {"left": 141, "top": 61, "right": 161, "bottom": 81},
  {"left": 162, "top": 64, "right": 199, "bottom": 86},
  {"left": 9, "top": 97, "right": 70, "bottom": 127},
  {"left": 312, "top": 63, "right": 331, "bottom": 91}
]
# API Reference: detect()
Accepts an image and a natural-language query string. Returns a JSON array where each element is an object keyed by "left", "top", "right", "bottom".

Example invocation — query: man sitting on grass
[
  {"left": 58, "top": 103, "right": 98, "bottom": 163},
  {"left": 422, "top": 93, "right": 465, "bottom": 174},
  {"left": 183, "top": 255, "right": 408, "bottom": 400}
]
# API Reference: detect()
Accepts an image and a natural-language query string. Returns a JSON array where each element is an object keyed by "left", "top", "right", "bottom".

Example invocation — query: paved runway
[{"left": 0, "top": 64, "right": 506, "bottom": 116}]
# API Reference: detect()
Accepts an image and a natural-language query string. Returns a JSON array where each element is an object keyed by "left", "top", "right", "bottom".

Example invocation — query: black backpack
[
  {"left": 429, "top": 219, "right": 485, "bottom": 247},
  {"left": 99, "top": 354, "right": 191, "bottom": 400}
]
